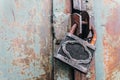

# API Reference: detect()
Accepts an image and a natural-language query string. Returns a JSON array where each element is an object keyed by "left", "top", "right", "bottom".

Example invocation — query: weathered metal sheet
[
  {"left": 102, "top": 0, "right": 120, "bottom": 80},
  {"left": 0, "top": 0, "right": 52, "bottom": 80}
]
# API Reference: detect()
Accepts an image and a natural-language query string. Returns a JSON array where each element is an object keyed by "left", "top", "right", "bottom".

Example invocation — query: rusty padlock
[{"left": 54, "top": 12, "right": 96, "bottom": 73}]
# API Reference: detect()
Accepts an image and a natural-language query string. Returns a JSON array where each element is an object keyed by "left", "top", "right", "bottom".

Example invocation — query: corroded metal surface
[
  {"left": 94, "top": 0, "right": 120, "bottom": 80},
  {"left": 103, "top": 0, "right": 120, "bottom": 79},
  {"left": 0, "top": 0, "right": 52, "bottom": 80}
]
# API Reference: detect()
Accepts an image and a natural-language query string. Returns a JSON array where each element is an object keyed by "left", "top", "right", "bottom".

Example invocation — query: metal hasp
[{"left": 54, "top": 11, "right": 97, "bottom": 73}]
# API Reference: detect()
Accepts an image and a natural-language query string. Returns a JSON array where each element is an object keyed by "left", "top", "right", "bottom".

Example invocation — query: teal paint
[{"left": 93, "top": 0, "right": 106, "bottom": 80}]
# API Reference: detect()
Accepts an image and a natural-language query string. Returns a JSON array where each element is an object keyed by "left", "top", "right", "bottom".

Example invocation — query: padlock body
[{"left": 54, "top": 33, "right": 95, "bottom": 73}]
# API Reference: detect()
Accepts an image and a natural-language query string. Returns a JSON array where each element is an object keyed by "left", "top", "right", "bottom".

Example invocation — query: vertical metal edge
[{"left": 93, "top": 0, "right": 106, "bottom": 80}]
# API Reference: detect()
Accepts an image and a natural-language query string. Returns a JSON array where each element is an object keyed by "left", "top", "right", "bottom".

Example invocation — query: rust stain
[
  {"left": 104, "top": 0, "right": 118, "bottom": 5},
  {"left": 24, "top": 71, "right": 51, "bottom": 80},
  {"left": 103, "top": 36, "right": 120, "bottom": 79},
  {"left": 64, "top": 0, "right": 71, "bottom": 14},
  {"left": 20, "top": 70, "right": 25, "bottom": 75},
  {"left": 12, "top": 57, "right": 34, "bottom": 67},
  {"left": 88, "top": 57, "right": 95, "bottom": 80},
  {"left": 14, "top": 0, "right": 22, "bottom": 8},
  {"left": 106, "top": 65, "right": 120, "bottom": 80},
  {"left": 103, "top": 1, "right": 120, "bottom": 79}
]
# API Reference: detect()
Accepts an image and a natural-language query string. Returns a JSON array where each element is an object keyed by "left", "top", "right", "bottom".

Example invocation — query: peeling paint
[
  {"left": 94, "top": 0, "right": 120, "bottom": 79},
  {"left": 0, "top": 0, "right": 52, "bottom": 80}
]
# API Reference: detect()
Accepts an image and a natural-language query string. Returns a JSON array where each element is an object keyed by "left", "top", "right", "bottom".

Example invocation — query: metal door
[{"left": 0, "top": 0, "right": 120, "bottom": 80}]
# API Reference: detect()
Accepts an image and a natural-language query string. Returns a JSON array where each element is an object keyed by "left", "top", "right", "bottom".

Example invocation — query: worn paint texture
[
  {"left": 0, "top": 0, "right": 52, "bottom": 80},
  {"left": 94, "top": 0, "right": 120, "bottom": 80},
  {"left": 0, "top": 0, "right": 120, "bottom": 80},
  {"left": 103, "top": 0, "right": 120, "bottom": 80}
]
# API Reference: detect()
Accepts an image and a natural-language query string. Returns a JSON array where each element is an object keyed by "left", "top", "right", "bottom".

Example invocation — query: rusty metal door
[{"left": 0, "top": 0, "right": 120, "bottom": 80}]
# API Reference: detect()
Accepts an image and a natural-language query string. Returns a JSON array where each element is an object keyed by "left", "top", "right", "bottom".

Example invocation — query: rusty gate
[{"left": 0, "top": 0, "right": 119, "bottom": 80}]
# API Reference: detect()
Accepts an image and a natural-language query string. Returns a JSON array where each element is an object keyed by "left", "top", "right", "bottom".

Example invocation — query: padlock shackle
[
  {"left": 70, "top": 24, "right": 77, "bottom": 34},
  {"left": 70, "top": 24, "right": 97, "bottom": 45}
]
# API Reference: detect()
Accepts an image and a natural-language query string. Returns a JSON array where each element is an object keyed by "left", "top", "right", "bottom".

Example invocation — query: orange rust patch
[
  {"left": 64, "top": 0, "right": 71, "bottom": 13},
  {"left": 103, "top": 0, "right": 112, "bottom": 4},
  {"left": 103, "top": 3, "right": 120, "bottom": 79},
  {"left": 103, "top": 34, "right": 120, "bottom": 76},
  {"left": 14, "top": 0, "right": 21, "bottom": 8},
  {"left": 106, "top": 65, "right": 120, "bottom": 80}
]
